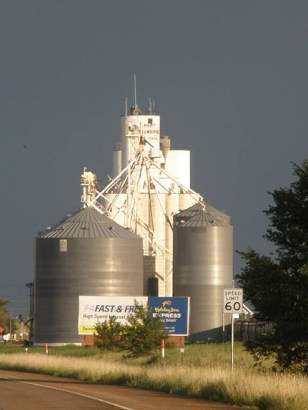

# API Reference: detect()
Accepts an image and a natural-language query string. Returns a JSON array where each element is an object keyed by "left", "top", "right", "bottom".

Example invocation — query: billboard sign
[
  {"left": 78, "top": 296, "right": 147, "bottom": 335},
  {"left": 148, "top": 297, "right": 189, "bottom": 336},
  {"left": 78, "top": 296, "right": 190, "bottom": 336}
]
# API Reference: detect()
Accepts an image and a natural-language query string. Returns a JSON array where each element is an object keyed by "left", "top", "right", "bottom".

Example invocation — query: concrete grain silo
[
  {"left": 33, "top": 207, "right": 143, "bottom": 345},
  {"left": 173, "top": 203, "right": 233, "bottom": 341}
]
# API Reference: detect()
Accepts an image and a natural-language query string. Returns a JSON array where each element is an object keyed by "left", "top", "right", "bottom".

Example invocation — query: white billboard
[{"left": 78, "top": 296, "right": 147, "bottom": 335}]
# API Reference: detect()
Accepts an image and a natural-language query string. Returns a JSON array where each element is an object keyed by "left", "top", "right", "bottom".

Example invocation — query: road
[{"left": 0, "top": 369, "right": 243, "bottom": 409}]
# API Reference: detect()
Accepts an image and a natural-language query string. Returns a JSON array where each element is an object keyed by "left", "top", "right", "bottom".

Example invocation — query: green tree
[
  {"left": 95, "top": 316, "right": 126, "bottom": 352},
  {"left": 0, "top": 299, "right": 9, "bottom": 332},
  {"left": 124, "top": 304, "right": 168, "bottom": 357},
  {"left": 237, "top": 160, "right": 308, "bottom": 372},
  {"left": 95, "top": 304, "right": 168, "bottom": 357}
]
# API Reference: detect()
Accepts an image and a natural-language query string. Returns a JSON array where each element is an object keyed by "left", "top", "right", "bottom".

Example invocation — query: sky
[{"left": 1, "top": 0, "right": 308, "bottom": 317}]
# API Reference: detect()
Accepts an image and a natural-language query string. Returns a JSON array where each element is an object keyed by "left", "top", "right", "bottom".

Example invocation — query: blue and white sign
[{"left": 148, "top": 296, "right": 190, "bottom": 336}]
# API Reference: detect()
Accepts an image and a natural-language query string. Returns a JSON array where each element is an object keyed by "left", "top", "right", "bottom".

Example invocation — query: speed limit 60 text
[{"left": 223, "top": 289, "right": 243, "bottom": 314}]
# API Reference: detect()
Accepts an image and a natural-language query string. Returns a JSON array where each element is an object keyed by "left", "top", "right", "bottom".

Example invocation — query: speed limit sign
[{"left": 223, "top": 289, "right": 243, "bottom": 314}]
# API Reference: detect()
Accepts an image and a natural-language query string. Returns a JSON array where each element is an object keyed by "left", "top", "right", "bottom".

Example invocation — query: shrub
[
  {"left": 95, "top": 304, "right": 168, "bottom": 356},
  {"left": 124, "top": 304, "right": 168, "bottom": 357},
  {"left": 95, "top": 316, "right": 126, "bottom": 352}
]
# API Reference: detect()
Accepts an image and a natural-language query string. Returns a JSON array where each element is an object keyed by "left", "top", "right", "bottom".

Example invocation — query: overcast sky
[{"left": 1, "top": 1, "right": 308, "bottom": 316}]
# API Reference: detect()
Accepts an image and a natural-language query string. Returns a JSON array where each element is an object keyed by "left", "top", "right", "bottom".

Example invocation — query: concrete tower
[{"left": 86, "top": 78, "right": 203, "bottom": 296}]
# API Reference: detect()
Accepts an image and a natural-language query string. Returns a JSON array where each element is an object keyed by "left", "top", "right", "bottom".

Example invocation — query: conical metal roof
[
  {"left": 174, "top": 202, "right": 231, "bottom": 227},
  {"left": 38, "top": 207, "right": 140, "bottom": 239}
]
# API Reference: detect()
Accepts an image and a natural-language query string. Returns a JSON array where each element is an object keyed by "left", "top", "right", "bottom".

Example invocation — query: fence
[{"left": 234, "top": 319, "right": 274, "bottom": 341}]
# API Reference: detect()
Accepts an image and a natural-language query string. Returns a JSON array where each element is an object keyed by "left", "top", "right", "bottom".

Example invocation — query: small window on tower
[{"left": 148, "top": 118, "right": 153, "bottom": 125}]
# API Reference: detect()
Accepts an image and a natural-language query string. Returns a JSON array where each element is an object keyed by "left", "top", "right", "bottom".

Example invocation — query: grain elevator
[{"left": 33, "top": 79, "right": 233, "bottom": 344}]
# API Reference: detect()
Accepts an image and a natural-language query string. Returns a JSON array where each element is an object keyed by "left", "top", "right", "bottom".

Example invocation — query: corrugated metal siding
[
  {"left": 38, "top": 207, "right": 139, "bottom": 239},
  {"left": 173, "top": 202, "right": 233, "bottom": 340},
  {"left": 175, "top": 202, "right": 231, "bottom": 227},
  {"left": 34, "top": 236, "right": 143, "bottom": 344}
]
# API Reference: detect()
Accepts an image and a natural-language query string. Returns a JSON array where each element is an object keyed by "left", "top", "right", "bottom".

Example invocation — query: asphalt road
[{"left": 0, "top": 369, "right": 243, "bottom": 410}]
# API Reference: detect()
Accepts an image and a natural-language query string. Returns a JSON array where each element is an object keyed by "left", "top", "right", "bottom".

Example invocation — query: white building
[{"left": 85, "top": 81, "right": 204, "bottom": 296}]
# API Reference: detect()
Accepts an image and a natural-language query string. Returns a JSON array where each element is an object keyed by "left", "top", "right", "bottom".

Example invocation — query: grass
[
  {"left": 0, "top": 343, "right": 307, "bottom": 409},
  {"left": 0, "top": 343, "right": 99, "bottom": 356}
]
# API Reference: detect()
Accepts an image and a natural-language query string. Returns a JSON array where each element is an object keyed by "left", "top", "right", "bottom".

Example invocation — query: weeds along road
[{"left": 0, "top": 369, "right": 243, "bottom": 410}]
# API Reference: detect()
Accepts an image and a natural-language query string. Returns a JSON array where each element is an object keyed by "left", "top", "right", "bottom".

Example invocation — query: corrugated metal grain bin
[
  {"left": 34, "top": 207, "right": 143, "bottom": 345},
  {"left": 173, "top": 203, "right": 233, "bottom": 341}
]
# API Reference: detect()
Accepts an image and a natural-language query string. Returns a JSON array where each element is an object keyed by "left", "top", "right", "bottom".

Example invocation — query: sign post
[
  {"left": 223, "top": 288, "right": 243, "bottom": 371},
  {"left": 180, "top": 347, "right": 184, "bottom": 365}
]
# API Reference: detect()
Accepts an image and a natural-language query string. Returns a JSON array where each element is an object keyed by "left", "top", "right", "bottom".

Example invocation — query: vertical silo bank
[
  {"left": 34, "top": 207, "right": 143, "bottom": 345},
  {"left": 173, "top": 203, "right": 233, "bottom": 341}
]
